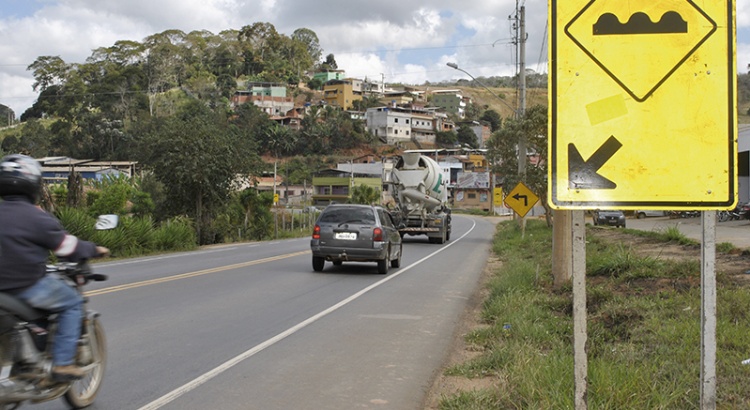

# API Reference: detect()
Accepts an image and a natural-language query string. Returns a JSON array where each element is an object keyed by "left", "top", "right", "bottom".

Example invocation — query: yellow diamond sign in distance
[
  {"left": 505, "top": 182, "right": 539, "bottom": 218},
  {"left": 549, "top": 0, "right": 737, "bottom": 210}
]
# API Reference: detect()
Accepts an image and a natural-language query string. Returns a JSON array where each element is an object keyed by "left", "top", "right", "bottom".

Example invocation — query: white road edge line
[{"left": 137, "top": 219, "right": 477, "bottom": 410}]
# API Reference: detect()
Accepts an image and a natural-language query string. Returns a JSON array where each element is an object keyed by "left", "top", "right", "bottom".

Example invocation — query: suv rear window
[{"left": 319, "top": 207, "right": 376, "bottom": 224}]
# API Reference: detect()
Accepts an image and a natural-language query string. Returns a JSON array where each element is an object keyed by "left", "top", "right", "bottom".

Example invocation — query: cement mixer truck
[{"left": 384, "top": 152, "right": 451, "bottom": 244}]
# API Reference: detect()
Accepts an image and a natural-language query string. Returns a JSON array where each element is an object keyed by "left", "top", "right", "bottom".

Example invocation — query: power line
[{"left": 329, "top": 41, "right": 515, "bottom": 56}]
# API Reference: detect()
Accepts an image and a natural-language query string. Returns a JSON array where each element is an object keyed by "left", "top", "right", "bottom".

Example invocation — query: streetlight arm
[{"left": 446, "top": 62, "right": 516, "bottom": 115}]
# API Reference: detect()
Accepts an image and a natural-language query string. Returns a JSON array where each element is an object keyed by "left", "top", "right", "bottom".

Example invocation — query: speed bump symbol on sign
[
  {"left": 565, "top": 0, "right": 717, "bottom": 102},
  {"left": 505, "top": 182, "right": 539, "bottom": 218}
]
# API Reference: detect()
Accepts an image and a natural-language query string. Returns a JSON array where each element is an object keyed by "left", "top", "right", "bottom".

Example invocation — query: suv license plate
[{"left": 335, "top": 232, "right": 357, "bottom": 240}]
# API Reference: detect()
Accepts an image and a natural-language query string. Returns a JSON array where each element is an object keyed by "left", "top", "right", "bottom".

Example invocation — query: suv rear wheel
[
  {"left": 312, "top": 256, "right": 325, "bottom": 272},
  {"left": 377, "top": 249, "right": 389, "bottom": 275}
]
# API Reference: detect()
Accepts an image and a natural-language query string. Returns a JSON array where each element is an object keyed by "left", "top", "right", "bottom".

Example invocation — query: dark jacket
[{"left": 0, "top": 196, "right": 99, "bottom": 292}]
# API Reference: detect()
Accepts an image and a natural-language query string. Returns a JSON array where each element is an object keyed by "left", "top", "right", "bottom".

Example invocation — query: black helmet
[{"left": 0, "top": 154, "right": 43, "bottom": 201}]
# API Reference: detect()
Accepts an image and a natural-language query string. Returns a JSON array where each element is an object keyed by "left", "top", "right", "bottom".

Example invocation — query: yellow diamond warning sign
[
  {"left": 566, "top": 1, "right": 717, "bottom": 102},
  {"left": 505, "top": 182, "right": 539, "bottom": 218},
  {"left": 549, "top": 0, "right": 737, "bottom": 210}
]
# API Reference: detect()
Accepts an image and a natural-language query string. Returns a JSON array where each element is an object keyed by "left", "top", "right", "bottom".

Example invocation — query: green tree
[
  {"left": 28, "top": 56, "right": 69, "bottom": 92},
  {"left": 22, "top": 85, "right": 68, "bottom": 121},
  {"left": 136, "top": 100, "right": 262, "bottom": 243},
  {"left": 1, "top": 135, "right": 19, "bottom": 153},
  {"left": 17, "top": 119, "right": 51, "bottom": 157},
  {"left": 87, "top": 176, "right": 133, "bottom": 216},
  {"left": 143, "top": 29, "right": 187, "bottom": 116},
  {"left": 263, "top": 123, "right": 298, "bottom": 158},
  {"left": 292, "top": 28, "right": 322, "bottom": 64},
  {"left": 486, "top": 104, "right": 550, "bottom": 224},
  {"left": 239, "top": 22, "right": 281, "bottom": 76},
  {"left": 323, "top": 54, "right": 338, "bottom": 70},
  {"left": 457, "top": 126, "right": 478, "bottom": 148},
  {"left": 435, "top": 130, "right": 458, "bottom": 147},
  {"left": 349, "top": 184, "right": 381, "bottom": 205},
  {"left": 307, "top": 77, "right": 323, "bottom": 90},
  {"left": 480, "top": 109, "right": 502, "bottom": 132}
]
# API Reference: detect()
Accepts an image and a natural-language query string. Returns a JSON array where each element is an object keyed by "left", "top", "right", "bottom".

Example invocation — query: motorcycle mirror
[{"left": 95, "top": 214, "right": 119, "bottom": 230}]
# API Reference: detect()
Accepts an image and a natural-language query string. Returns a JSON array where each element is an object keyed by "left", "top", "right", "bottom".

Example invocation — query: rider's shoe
[{"left": 51, "top": 365, "right": 85, "bottom": 381}]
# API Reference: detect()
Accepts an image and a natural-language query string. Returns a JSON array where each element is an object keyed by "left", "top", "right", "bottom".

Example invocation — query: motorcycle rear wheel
[{"left": 63, "top": 319, "right": 106, "bottom": 409}]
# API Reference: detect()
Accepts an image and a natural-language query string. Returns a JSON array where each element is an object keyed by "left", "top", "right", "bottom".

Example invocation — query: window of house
[
  {"left": 394, "top": 118, "right": 399, "bottom": 123},
  {"left": 468, "top": 193, "right": 476, "bottom": 199},
  {"left": 406, "top": 119, "right": 410, "bottom": 124}
]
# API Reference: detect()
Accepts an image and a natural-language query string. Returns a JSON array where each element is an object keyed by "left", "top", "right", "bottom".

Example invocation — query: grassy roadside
[{"left": 436, "top": 219, "right": 750, "bottom": 409}]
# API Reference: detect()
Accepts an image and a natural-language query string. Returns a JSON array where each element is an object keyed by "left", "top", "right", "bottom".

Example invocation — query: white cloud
[{"left": 738, "top": 0, "right": 750, "bottom": 27}]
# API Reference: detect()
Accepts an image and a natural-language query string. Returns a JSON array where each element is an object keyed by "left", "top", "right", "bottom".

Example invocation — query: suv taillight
[
  {"left": 373, "top": 227, "right": 383, "bottom": 241},
  {"left": 312, "top": 225, "right": 321, "bottom": 239}
]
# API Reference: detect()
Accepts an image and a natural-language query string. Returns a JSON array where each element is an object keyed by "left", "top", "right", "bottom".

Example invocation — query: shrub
[
  {"left": 153, "top": 216, "right": 196, "bottom": 251},
  {"left": 55, "top": 207, "right": 96, "bottom": 240}
]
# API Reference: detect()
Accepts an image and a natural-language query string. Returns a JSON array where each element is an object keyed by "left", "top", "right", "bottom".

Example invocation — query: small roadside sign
[
  {"left": 493, "top": 188, "right": 504, "bottom": 207},
  {"left": 505, "top": 182, "right": 539, "bottom": 218}
]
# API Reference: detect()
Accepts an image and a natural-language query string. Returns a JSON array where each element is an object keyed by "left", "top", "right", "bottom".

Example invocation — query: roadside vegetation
[
  {"left": 28, "top": 173, "right": 318, "bottom": 259},
  {"left": 436, "top": 219, "right": 750, "bottom": 409}
]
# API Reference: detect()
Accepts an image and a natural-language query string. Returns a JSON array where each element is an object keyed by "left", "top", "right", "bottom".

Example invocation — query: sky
[{"left": 1, "top": 0, "right": 749, "bottom": 118}]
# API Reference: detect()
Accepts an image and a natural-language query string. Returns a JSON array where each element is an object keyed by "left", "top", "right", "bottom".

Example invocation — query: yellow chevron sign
[{"left": 505, "top": 182, "right": 539, "bottom": 218}]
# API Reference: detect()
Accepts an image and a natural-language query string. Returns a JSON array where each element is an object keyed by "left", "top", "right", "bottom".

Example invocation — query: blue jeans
[{"left": 16, "top": 274, "right": 83, "bottom": 366}]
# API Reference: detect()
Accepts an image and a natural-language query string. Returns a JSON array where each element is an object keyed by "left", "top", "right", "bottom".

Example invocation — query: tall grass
[{"left": 439, "top": 219, "right": 750, "bottom": 409}]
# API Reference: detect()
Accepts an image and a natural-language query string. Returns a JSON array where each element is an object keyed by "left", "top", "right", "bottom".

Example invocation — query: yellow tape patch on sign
[{"left": 586, "top": 94, "right": 628, "bottom": 125}]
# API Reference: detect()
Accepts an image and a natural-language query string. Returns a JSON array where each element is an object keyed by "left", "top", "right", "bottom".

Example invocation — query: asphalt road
[{"left": 33, "top": 214, "right": 496, "bottom": 410}]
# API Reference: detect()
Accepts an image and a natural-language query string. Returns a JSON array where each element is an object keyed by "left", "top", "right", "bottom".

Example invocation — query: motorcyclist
[{"left": 0, "top": 154, "right": 109, "bottom": 381}]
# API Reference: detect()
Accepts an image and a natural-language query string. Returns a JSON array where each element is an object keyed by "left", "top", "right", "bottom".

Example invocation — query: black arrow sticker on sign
[
  {"left": 512, "top": 193, "right": 528, "bottom": 206},
  {"left": 568, "top": 135, "right": 623, "bottom": 189}
]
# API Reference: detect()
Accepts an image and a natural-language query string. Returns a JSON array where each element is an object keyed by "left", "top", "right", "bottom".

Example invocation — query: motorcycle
[{"left": 0, "top": 215, "right": 116, "bottom": 409}]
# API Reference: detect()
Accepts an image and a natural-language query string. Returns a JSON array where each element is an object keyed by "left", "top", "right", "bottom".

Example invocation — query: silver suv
[{"left": 310, "top": 204, "right": 403, "bottom": 274}]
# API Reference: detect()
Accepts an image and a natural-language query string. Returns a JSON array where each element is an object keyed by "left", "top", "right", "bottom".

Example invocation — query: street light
[
  {"left": 446, "top": 62, "right": 516, "bottom": 117},
  {"left": 447, "top": 61, "right": 528, "bottom": 218}
]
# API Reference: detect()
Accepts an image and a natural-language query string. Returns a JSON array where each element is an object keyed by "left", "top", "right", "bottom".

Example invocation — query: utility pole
[
  {"left": 512, "top": 4, "right": 530, "bottom": 235},
  {"left": 517, "top": 5, "right": 527, "bottom": 179},
  {"left": 274, "top": 160, "right": 278, "bottom": 239}
]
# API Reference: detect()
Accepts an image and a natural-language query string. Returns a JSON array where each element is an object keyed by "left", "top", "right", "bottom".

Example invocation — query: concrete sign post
[
  {"left": 701, "top": 211, "right": 717, "bottom": 409},
  {"left": 572, "top": 210, "right": 588, "bottom": 409}
]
